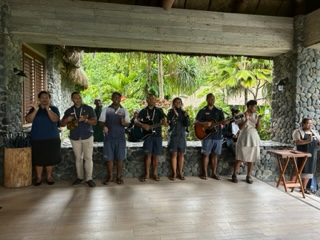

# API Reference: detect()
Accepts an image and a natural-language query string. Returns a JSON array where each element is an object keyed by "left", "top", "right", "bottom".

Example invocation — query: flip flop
[
  {"left": 153, "top": 175, "right": 160, "bottom": 181},
  {"left": 117, "top": 177, "right": 124, "bottom": 185},
  {"left": 141, "top": 177, "right": 148, "bottom": 182},
  {"left": 200, "top": 175, "right": 208, "bottom": 180},
  {"left": 103, "top": 178, "right": 113, "bottom": 185},
  {"left": 212, "top": 174, "right": 221, "bottom": 180},
  {"left": 169, "top": 175, "right": 176, "bottom": 181},
  {"left": 179, "top": 175, "right": 185, "bottom": 181}
]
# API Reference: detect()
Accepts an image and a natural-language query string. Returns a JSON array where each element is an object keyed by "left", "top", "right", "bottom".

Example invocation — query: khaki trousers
[{"left": 70, "top": 136, "right": 94, "bottom": 181}]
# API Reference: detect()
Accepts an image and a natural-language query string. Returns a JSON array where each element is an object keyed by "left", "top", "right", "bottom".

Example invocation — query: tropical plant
[{"left": 207, "top": 56, "right": 273, "bottom": 105}]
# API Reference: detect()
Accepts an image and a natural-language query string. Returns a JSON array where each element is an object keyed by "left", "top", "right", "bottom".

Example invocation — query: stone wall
[
  {"left": 46, "top": 45, "right": 81, "bottom": 113},
  {"left": 0, "top": 0, "right": 24, "bottom": 184},
  {"left": 271, "top": 16, "right": 320, "bottom": 143},
  {"left": 51, "top": 141, "right": 293, "bottom": 183},
  {"left": 0, "top": 36, "right": 84, "bottom": 183}
]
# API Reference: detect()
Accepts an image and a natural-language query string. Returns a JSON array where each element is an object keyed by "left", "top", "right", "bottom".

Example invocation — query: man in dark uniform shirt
[
  {"left": 135, "top": 94, "right": 168, "bottom": 182},
  {"left": 195, "top": 93, "right": 227, "bottom": 180}
]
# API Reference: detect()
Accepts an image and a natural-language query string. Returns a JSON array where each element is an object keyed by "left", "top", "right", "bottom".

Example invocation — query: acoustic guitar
[
  {"left": 194, "top": 115, "right": 240, "bottom": 140},
  {"left": 133, "top": 120, "right": 163, "bottom": 141}
]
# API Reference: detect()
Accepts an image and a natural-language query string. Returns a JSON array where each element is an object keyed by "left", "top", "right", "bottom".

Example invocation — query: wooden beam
[
  {"left": 7, "top": 0, "right": 293, "bottom": 57},
  {"left": 305, "top": 8, "right": 320, "bottom": 49},
  {"left": 162, "top": 0, "right": 175, "bottom": 10}
]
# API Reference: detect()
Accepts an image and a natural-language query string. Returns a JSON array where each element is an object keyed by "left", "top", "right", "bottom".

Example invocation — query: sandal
[
  {"left": 152, "top": 175, "right": 160, "bottom": 181},
  {"left": 179, "top": 175, "right": 185, "bottom": 181},
  {"left": 141, "top": 176, "right": 148, "bottom": 182},
  {"left": 246, "top": 176, "right": 253, "bottom": 184},
  {"left": 169, "top": 175, "right": 176, "bottom": 181},
  {"left": 301, "top": 189, "right": 311, "bottom": 195},
  {"left": 232, "top": 174, "right": 238, "bottom": 183},
  {"left": 103, "top": 178, "right": 113, "bottom": 185},
  {"left": 116, "top": 177, "right": 124, "bottom": 185},
  {"left": 200, "top": 175, "right": 208, "bottom": 180},
  {"left": 212, "top": 174, "right": 221, "bottom": 180}
]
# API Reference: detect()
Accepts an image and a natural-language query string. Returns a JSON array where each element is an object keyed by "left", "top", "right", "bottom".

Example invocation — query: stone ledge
[
  {"left": 53, "top": 139, "right": 296, "bottom": 182},
  {"left": 61, "top": 139, "right": 293, "bottom": 148}
]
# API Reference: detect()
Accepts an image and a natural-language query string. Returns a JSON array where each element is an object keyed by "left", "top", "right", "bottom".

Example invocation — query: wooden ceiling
[
  {"left": 8, "top": 0, "right": 320, "bottom": 56},
  {"left": 81, "top": 0, "right": 320, "bottom": 17}
]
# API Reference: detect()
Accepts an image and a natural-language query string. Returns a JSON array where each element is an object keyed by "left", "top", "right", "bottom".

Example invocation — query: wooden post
[{"left": 4, "top": 148, "right": 32, "bottom": 188}]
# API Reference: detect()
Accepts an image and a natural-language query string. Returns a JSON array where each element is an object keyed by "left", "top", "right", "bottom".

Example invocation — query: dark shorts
[
  {"left": 103, "top": 140, "right": 126, "bottom": 161},
  {"left": 201, "top": 139, "right": 222, "bottom": 156},
  {"left": 168, "top": 136, "right": 186, "bottom": 153},
  {"left": 143, "top": 136, "right": 162, "bottom": 155}
]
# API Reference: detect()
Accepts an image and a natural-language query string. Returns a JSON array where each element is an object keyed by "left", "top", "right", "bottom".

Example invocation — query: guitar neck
[
  {"left": 150, "top": 123, "right": 162, "bottom": 129},
  {"left": 209, "top": 117, "right": 233, "bottom": 128}
]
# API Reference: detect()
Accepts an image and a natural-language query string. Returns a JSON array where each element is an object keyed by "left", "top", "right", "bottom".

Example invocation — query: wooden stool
[
  {"left": 4, "top": 147, "right": 32, "bottom": 188},
  {"left": 268, "top": 149, "right": 311, "bottom": 198}
]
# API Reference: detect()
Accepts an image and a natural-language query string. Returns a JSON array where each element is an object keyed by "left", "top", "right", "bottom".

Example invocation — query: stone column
[
  {"left": 271, "top": 16, "right": 320, "bottom": 143},
  {"left": 0, "top": 0, "right": 23, "bottom": 134},
  {"left": 0, "top": 0, "right": 24, "bottom": 184}
]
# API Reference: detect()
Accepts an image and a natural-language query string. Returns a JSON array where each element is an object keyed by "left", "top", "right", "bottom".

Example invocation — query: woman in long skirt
[
  {"left": 26, "top": 91, "right": 61, "bottom": 186},
  {"left": 231, "top": 100, "right": 263, "bottom": 184}
]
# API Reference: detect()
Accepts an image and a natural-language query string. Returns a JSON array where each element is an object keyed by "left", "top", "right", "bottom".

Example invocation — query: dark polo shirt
[
  {"left": 195, "top": 106, "right": 225, "bottom": 140},
  {"left": 62, "top": 104, "right": 96, "bottom": 140}
]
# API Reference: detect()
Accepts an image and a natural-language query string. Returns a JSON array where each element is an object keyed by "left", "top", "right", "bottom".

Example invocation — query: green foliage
[
  {"left": 257, "top": 106, "right": 271, "bottom": 140},
  {"left": 81, "top": 52, "right": 273, "bottom": 141}
]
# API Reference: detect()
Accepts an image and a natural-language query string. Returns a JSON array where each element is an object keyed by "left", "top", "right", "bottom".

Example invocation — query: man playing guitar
[
  {"left": 194, "top": 93, "right": 228, "bottom": 180},
  {"left": 135, "top": 94, "right": 168, "bottom": 182}
]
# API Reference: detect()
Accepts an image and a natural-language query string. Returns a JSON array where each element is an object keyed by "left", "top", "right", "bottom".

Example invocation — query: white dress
[{"left": 235, "top": 113, "right": 260, "bottom": 162}]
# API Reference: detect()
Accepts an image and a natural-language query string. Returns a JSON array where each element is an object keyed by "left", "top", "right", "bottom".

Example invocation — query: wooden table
[{"left": 268, "top": 149, "right": 311, "bottom": 198}]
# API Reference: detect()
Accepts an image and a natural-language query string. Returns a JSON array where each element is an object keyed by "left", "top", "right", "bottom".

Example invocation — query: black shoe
[
  {"left": 231, "top": 174, "right": 238, "bottom": 183},
  {"left": 246, "top": 176, "right": 253, "bottom": 184},
  {"left": 47, "top": 180, "right": 55, "bottom": 185},
  {"left": 46, "top": 178, "right": 55, "bottom": 185},
  {"left": 34, "top": 181, "right": 42, "bottom": 186},
  {"left": 72, "top": 178, "right": 83, "bottom": 185},
  {"left": 86, "top": 180, "right": 96, "bottom": 188}
]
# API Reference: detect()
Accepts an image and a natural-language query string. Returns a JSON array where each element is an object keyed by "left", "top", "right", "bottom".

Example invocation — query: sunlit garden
[{"left": 80, "top": 53, "right": 273, "bottom": 141}]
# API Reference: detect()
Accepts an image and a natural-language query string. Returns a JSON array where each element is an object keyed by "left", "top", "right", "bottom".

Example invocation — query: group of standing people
[
  {"left": 27, "top": 90, "right": 318, "bottom": 192},
  {"left": 27, "top": 91, "right": 98, "bottom": 187},
  {"left": 26, "top": 90, "right": 262, "bottom": 187}
]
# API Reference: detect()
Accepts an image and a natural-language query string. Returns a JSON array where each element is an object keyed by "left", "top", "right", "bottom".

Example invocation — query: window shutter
[
  {"left": 23, "top": 54, "right": 34, "bottom": 119},
  {"left": 22, "top": 46, "right": 46, "bottom": 124}
]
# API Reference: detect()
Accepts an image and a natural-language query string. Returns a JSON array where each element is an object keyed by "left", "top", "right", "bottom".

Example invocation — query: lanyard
[
  {"left": 146, "top": 107, "right": 155, "bottom": 121},
  {"left": 73, "top": 107, "right": 82, "bottom": 119}
]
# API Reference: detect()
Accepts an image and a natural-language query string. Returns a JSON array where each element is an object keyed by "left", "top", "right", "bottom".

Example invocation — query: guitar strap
[
  {"left": 145, "top": 107, "right": 167, "bottom": 121},
  {"left": 145, "top": 107, "right": 156, "bottom": 121}
]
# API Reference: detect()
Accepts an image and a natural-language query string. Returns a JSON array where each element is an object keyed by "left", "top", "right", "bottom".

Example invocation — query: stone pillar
[
  {"left": 0, "top": 0, "right": 24, "bottom": 183},
  {"left": 46, "top": 45, "right": 62, "bottom": 107},
  {"left": 271, "top": 16, "right": 320, "bottom": 143},
  {"left": 0, "top": 0, "right": 23, "bottom": 134}
]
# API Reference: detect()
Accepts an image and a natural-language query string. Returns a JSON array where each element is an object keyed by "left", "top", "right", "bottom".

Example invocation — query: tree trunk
[
  {"left": 244, "top": 88, "right": 248, "bottom": 105},
  {"left": 158, "top": 53, "right": 164, "bottom": 99},
  {"left": 144, "top": 53, "right": 152, "bottom": 95}
]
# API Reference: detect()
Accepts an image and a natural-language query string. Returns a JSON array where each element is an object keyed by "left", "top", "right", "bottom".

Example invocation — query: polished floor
[{"left": 1, "top": 176, "right": 320, "bottom": 240}]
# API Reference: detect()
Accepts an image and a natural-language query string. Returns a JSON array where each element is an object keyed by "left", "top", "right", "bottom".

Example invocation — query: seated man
[{"left": 223, "top": 108, "right": 240, "bottom": 157}]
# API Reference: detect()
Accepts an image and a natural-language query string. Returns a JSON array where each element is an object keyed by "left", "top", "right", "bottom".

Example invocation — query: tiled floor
[{"left": 1, "top": 176, "right": 320, "bottom": 240}]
